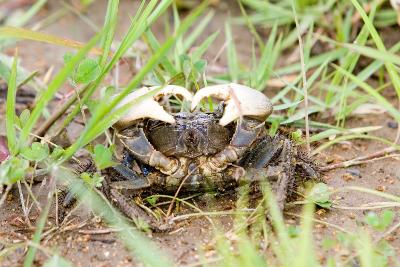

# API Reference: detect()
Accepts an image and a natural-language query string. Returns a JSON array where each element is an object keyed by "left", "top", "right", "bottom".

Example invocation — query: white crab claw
[
  {"left": 114, "top": 85, "right": 193, "bottom": 129},
  {"left": 390, "top": 0, "right": 400, "bottom": 25},
  {"left": 191, "top": 83, "right": 272, "bottom": 126}
]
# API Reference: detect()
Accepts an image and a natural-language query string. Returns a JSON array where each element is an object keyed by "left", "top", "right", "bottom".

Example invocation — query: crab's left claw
[
  {"left": 114, "top": 85, "right": 193, "bottom": 129},
  {"left": 191, "top": 83, "right": 273, "bottom": 126}
]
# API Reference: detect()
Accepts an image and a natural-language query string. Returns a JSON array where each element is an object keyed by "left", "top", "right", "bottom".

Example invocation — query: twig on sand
[
  {"left": 321, "top": 146, "right": 399, "bottom": 171},
  {"left": 77, "top": 228, "right": 120, "bottom": 235},
  {"left": 165, "top": 165, "right": 201, "bottom": 218}
]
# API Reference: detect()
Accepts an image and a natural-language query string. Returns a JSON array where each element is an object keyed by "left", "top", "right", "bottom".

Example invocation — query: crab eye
[{"left": 190, "top": 83, "right": 273, "bottom": 126}]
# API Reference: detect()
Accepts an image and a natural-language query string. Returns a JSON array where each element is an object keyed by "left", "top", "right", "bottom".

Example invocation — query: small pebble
[
  {"left": 376, "top": 185, "right": 386, "bottom": 192},
  {"left": 342, "top": 173, "right": 355, "bottom": 181},
  {"left": 346, "top": 168, "right": 361, "bottom": 178},
  {"left": 387, "top": 121, "right": 399, "bottom": 129}
]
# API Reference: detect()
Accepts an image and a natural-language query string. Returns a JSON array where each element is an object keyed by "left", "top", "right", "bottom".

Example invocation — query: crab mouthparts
[
  {"left": 175, "top": 129, "right": 207, "bottom": 158},
  {"left": 113, "top": 83, "right": 273, "bottom": 129}
]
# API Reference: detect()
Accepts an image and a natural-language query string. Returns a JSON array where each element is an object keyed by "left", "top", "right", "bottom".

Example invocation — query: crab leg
[
  {"left": 117, "top": 127, "right": 179, "bottom": 175},
  {"left": 200, "top": 117, "right": 263, "bottom": 175}
]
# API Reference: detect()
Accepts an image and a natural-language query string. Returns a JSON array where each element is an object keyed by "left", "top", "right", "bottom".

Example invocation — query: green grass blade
[
  {"left": 99, "top": 0, "right": 119, "bottom": 67},
  {"left": 225, "top": 21, "right": 239, "bottom": 82},
  {"left": 56, "top": 0, "right": 171, "bottom": 134},
  {"left": 350, "top": 0, "right": 400, "bottom": 100},
  {"left": 144, "top": 30, "right": 177, "bottom": 75},
  {"left": 334, "top": 65, "right": 400, "bottom": 123},
  {"left": 254, "top": 23, "right": 281, "bottom": 90},
  {"left": 261, "top": 183, "right": 292, "bottom": 265},
  {"left": 337, "top": 42, "right": 400, "bottom": 67},
  {"left": 63, "top": 2, "right": 208, "bottom": 160},
  {"left": 23, "top": 190, "right": 53, "bottom": 267},
  {"left": 0, "top": 26, "right": 103, "bottom": 55},
  {"left": 183, "top": 10, "right": 214, "bottom": 53},
  {"left": 275, "top": 48, "right": 346, "bottom": 76},
  {"left": 237, "top": 0, "right": 264, "bottom": 50},
  {"left": 55, "top": 167, "right": 173, "bottom": 267},
  {"left": 19, "top": 33, "right": 102, "bottom": 146},
  {"left": 296, "top": 203, "right": 317, "bottom": 267},
  {"left": 10, "top": 0, "right": 47, "bottom": 27},
  {"left": 5, "top": 54, "right": 18, "bottom": 155},
  {"left": 192, "top": 30, "right": 219, "bottom": 62},
  {"left": 325, "top": 6, "right": 374, "bottom": 107}
]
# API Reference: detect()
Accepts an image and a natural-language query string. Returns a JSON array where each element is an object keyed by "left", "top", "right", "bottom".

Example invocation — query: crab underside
[{"left": 70, "top": 84, "right": 321, "bottom": 231}]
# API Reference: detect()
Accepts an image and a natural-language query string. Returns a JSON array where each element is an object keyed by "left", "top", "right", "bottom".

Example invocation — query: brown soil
[{"left": 1, "top": 1, "right": 400, "bottom": 266}]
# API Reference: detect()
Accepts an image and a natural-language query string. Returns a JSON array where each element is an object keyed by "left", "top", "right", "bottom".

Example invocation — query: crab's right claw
[
  {"left": 191, "top": 83, "right": 273, "bottom": 126},
  {"left": 113, "top": 85, "right": 193, "bottom": 129}
]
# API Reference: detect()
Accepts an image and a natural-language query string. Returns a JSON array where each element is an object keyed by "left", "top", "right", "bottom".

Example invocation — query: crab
[{"left": 100, "top": 83, "right": 320, "bottom": 231}]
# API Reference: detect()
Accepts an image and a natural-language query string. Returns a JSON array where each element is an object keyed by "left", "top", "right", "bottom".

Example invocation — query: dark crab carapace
[
  {"left": 146, "top": 111, "right": 234, "bottom": 158},
  {"left": 102, "top": 84, "right": 319, "bottom": 231}
]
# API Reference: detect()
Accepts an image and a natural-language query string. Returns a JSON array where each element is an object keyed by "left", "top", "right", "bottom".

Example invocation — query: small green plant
[{"left": 364, "top": 210, "right": 394, "bottom": 231}]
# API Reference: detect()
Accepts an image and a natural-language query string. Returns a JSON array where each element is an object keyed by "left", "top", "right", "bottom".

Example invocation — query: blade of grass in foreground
[
  {"left": 0, "top": 26, "right": 103, "bottom": 55},
  {"left": 12, "top": 0, "right": 47, "bottom": 28},
  {"left": 295, "top": 202, "right": 317, "bottom": 267},
  {"left": 99, "top": 0, "right": 119, "bottom": 67},
  {"left": 19, "top": 33, "right": 102, "bottom": 147},
  {"left": 63, "top": 1, "right": 208, "bottom": 160},
  {"left": 58, "top": 0, "right": 172, "bottom": 134},
  {"left": 55, "top": 167, "right": 173, "bottom": 267},
  {"left": 5, "top": 53, "right": 18, "bottom": 155},
  {"left": 23, "top": 184, "right": 54, "bottom": 267},
  {"left": 350, "top": 0, "right": 400, "bottom": 101},
  {"left": 334, "top": 65, "right": 400, "bottom": 123},
  {"left": 225, "top": 21, "right": 239, "bottom": 83},
  {"left": 261, "top": 183, "right": 292, "bottom": 265}
]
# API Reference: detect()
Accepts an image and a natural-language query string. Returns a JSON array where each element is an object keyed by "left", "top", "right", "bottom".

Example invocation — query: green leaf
[
  {"left": 291, "top": 129, "right": 304, "bottom": 144},
  {"left": 18, "top": 109, "right": 31, "bottom": 127},
  {"left": 50, "top": 147, "right": 65, "bottom": 161},
  {"left": 80, "top": 172, "right": 104, "bottom": 188},
  {"left": 146, "top": 196, "right": 159, "bottom": 206},
  {"left": 308, "top": 183, "right": 332, "bottom": 208},
  {"left": 63, "top": 52, "right": 74, "bottom": 64},
  {"left": 5, "top": 54, "right": 18, "bottom": 155},
  {"left": 193, "top": 59, "right": 207, "bottom": 74},
  {"left": 181, "top": 57, "right": 192, "bottom": 80},
  {"left": 0, "top": 156, "right": 29, "bottom": 185},
  {"left": 365, "top": 212, "right": 381, "bottom": 229},
  {"left": 20, "top": 142, "right": 49, "bottom": 162},
  {"left": 74, "top": 58, "right": 101, "bottom": 84},
  {"left": 380, "top": 210, "right": 395, "bottom": 229},
  {"left": 225, "top": 22, "right": 239, "bottom": 82},
  {"left": 191, "top": 31, "right": 219, "bottom": 62},
  {"left": 92, "top": 144, "right": 116, "bottom": 170},
  {"left": 287, "top": 225, "right": 301, "bottom": 238},
  {"left": 43, "top": 254, "right": 73, "bottom": 267},
  {"left": 20, "top": 33, "right": 102, "bottom": 147},
  {"left": 364, "top": 210, "right": 394, "bottom": 231}
]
